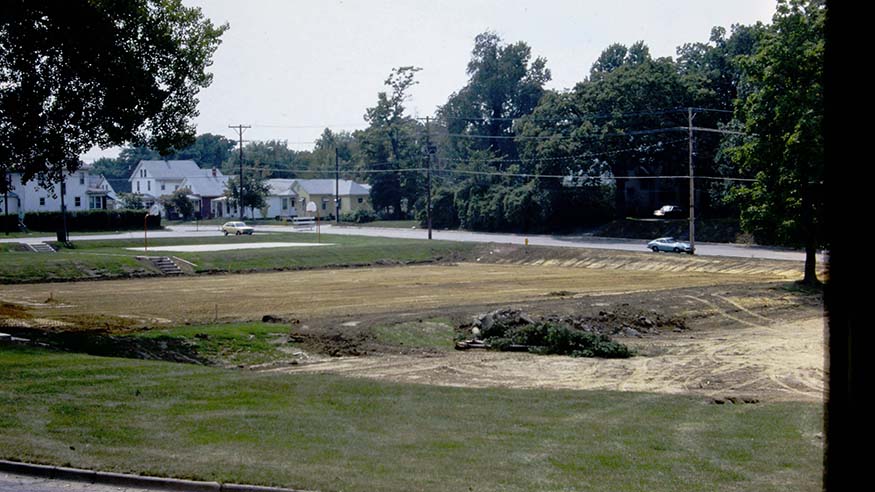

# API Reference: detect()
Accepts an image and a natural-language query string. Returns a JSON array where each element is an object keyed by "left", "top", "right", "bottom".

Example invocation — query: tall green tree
[
  {"left": 569, "top": 42, "right": 691, "bottom": 218},
  {"left": 0, "top": 0, "right": 228, "bottom": 187},
  {"left": 224, "top": 140, "right": 300, "bottom": 179},
  {"left": 303, "top": 129, "right": 359, "bottom": 178},
  {"left": 161, "top": 187, "right": 195, "bottom": 220},
  {"left": 224, "top": 172, "right": 270, "bottom": 220},
  {"left": 357, "top": 66, "right": 424, "bottom": 219},
  {"left": 167, "top": 133, "right": 235, "bottom": 168},
  {"left": 728, "top": 0, "right": 824, "bottom": 283},
  {"left": 438, "top": 31, "right": 551, "bottom": 162}
]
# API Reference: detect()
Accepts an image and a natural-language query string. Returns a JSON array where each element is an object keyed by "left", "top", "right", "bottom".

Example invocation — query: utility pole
[
  {"left": 688, "top": 108, "right": 695, "bottom": 255},
  {"left": 229, "top": 124, "right": 250, "bottom": 220},
  {"left": 335, "top": 146, "right": 340, "bottom": 224},
  {"left": 3, "top": 171, "right": 8, "bottom": 235},
  {"left": 682, "top": 112, "right": 747, "bottom": 255},
  {"left": 59, "top": 178, "right": 68, "bottom": 244},
  {"left": 424, "top": 116, "right": 435, "bottom": 240}
]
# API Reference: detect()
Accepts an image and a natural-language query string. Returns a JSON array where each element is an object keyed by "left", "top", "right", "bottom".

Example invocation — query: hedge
[{"left": 15, "top": 210, "right": 161, "bottom": 232}]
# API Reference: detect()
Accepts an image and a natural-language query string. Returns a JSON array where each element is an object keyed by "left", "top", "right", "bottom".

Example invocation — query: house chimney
[{"left": 212, "top": 167, "right": 217, "bottom": 177}]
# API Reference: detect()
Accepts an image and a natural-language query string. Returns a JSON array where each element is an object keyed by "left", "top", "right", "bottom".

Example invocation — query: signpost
[{"left": 306, "top": 201, "right": 318, "bottom": 243}]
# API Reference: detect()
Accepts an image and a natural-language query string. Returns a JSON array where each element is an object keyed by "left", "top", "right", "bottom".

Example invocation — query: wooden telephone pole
[{"left": 228, "top": 124, "right": 250, "bottom": 220}]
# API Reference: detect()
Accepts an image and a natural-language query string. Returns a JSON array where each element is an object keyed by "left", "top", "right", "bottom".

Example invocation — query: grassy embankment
[
  {"left": 0, "top": 343, "right": 822, "bottom": 492},
  {"left": 0, "top": 232, "right": 474, "bottom": 283}
]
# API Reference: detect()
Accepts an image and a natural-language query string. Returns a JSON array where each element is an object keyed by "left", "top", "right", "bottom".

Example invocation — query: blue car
[{"left": 647, "top": 237, "right": 693, "bottom": 253}]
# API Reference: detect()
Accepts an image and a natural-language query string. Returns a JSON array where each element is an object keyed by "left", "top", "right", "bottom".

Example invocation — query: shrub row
[
  {"left": 339, "top": 209, "right": 377, "bottom": 223},
  {"left": 17, "top": 210, "right": 161, "bottom": 232}
]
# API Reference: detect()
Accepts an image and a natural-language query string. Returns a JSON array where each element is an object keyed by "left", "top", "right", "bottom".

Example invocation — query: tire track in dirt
[{"left": 266, "top": 314, "right": 824, "bottom": 402}]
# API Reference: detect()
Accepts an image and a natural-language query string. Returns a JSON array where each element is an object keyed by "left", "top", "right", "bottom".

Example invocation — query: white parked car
[
  {"left": 221, "top": 221, "right": 254, "bottom": 236},
  {"left": 647, "top": 237, "right": 693, "bottom": 253}
]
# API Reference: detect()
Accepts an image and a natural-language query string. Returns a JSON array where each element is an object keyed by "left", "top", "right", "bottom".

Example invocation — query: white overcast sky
[{"left": 81, "top": 0, "right": 776, "bottom": 162}]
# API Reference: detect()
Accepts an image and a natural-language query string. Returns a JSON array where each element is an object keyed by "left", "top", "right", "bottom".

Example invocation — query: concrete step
[
  {"left": 26, "top": 242, "right": 56, "bottom": 253},
  {"left": 149, "top": 256, "right": 184, "bottom": 275}
]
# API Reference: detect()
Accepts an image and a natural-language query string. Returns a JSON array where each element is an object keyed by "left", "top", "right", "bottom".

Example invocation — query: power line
[
  {"left": 422, "top": 107, "right": 703, "bottom": 123},
  {"left": 238, "top": 165, "right": 756, "bottom": 182},
  {"left": 439, "top": 139, "right": 688, "bottom": 164},
  {"left": 440, "top": 127, "right": 694, "bottom": 140}
]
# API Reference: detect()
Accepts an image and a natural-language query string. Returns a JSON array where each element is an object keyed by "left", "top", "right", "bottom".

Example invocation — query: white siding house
[
  {"left": 0, "top": 166, "right": 117, "bottom": 219},
  {"left": 211, "top": 178, "right": 298, "bottom": 220},
  {"left": 128, "top": 160, "right": 225, "bottom": 218}
]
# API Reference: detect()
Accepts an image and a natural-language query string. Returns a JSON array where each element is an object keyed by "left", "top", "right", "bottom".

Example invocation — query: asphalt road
[
  {"left": 1, "top": 223, "right": 824, "bottom": 263},
  {"left": 0, "top": 472, "right": 149, "bottom": 492}
]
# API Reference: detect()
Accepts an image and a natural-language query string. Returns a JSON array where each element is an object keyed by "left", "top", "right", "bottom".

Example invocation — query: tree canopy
[
  {"left": 728, "top": 0, "right": 825, "bottom": 282},
  {"left": 0, "top": 0, "right": 227, "bottom": 186}
]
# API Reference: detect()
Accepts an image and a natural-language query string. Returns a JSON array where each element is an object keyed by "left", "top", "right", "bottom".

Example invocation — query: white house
[
  {"left": 210, "top": 178, "right": 373, "bottom": 221},
  {"left": 128, "top": 160, "right": 225, "bottom": 218},
  {"left": 211, "top": 178, "right": 299, "bottom": 220},
  {"left": 0, "top": 165, "right": 117, "bottom": 219}
]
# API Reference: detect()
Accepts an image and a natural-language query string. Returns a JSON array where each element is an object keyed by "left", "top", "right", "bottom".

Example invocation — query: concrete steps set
[
  {"left": 148, "top": 256, "right": 184, "bottom": 275},
  {"left": 25, "top": 243, "right": 56, "bottom": 253}
]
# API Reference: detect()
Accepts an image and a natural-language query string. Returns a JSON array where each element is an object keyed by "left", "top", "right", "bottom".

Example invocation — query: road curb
[{"left": 0, "top": 460, "right": 312, "bottom": 492}]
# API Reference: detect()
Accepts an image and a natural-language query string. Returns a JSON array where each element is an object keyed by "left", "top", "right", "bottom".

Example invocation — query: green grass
[
  {"left": 0, "top": 346, "right": 823, "bottom": 492},
  {"left": 372, "top": 318, "right": 455, "bottom": 351},
  {"left": 340, "top": 220, "right": 420, "bottom": 229},
  {"left": 0, "top": 233, "right": 474, "bottom": 283},
  {"left": 136, "top": 322, "right": 295, "bottom": 366}
]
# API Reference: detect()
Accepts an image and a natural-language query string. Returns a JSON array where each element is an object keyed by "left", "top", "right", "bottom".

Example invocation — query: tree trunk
[
  {"left": 800, "top": 179, "right": 819, "bottom": 285},
  {"left": 614, "top": 179, "right": 627, "bottom": 220}
]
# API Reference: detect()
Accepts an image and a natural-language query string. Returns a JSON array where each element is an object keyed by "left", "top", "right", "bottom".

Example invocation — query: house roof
[
  {"left": 130, "top": 160, "right": 218, "bottom": 181},
  {"left": 181, "top": 175, "right": 229, "bottom": 198},
  {"left": 265, "top": 179, "right": 298, "bottom": 197},
  {"left": 294, "top": 179, "right": 370, "bottom": 196}
]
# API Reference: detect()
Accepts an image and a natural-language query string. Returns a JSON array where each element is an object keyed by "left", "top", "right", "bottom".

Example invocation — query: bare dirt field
[{"left": 0, "top": 249, "right": 824, "bottom": 403}]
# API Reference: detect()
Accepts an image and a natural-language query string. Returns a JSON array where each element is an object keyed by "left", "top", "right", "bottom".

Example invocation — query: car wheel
[
  {"left": 224, "top": 231, "right": 228, "bottom": 236},
  {"left": 673, "top": 247, "right": 681, "bottom": 253},
  {"left": 651, "top": 246, "right": 659, "bottom": 252},
  {"left": 236, "top": 231, "right": 241, "bottom": 235}
]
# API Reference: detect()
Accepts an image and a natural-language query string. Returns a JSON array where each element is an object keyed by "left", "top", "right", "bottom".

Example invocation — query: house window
[
  {"left": 137, "top": 181, "right": 140, "bottom": 192},
  {"left": 358, "top": 197, "right": 363, "bottom": 204},
  {"left": 161, "top": 183, "right": 166, "bottom": 191},
  {"left": 39, "top": 197, "right": 45, "bottom": 206},
  {"left": 79, "top": 174, "right": 85, "bottom": 185},
  {"left": 89, "top": 196, "right": 102, "bottom": 209},
  {"left": 174, "top": 185, "right": 178, "bottom": 191},
  {"left": 147, "top": 181, "right": 151, "bottom": 191},
  {"left": 322, "top": 201, "right": 327, "bottom": 210},
  {"left": 282, "top": 198, "right": 288, "bottom": 210},
  {"left": 74, "top": 196, "right": 81, "bottom": 207}
]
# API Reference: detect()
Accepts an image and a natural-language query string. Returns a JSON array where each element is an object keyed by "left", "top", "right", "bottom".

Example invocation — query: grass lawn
[
  {"left": 0, "top": 345, "right": 822, "bottom": 492},
  {"left": 0, "top": 233, "right": 474, "bottom": 283},
  {"left": 339, "top": 220, "right": 420, "bottom": 229}
]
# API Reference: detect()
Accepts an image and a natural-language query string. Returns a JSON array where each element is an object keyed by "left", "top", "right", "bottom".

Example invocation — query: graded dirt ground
[{"left": 0, "top": 247, "right": 824, "bottom": 403}]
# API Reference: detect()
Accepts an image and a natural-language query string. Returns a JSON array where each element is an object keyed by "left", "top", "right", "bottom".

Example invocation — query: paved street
[
  {"left": 1, "top": 223, "right": 825, "bottom": 263},
  {"left": 0, "top": 472, "right": 152, "bottom": 492}
]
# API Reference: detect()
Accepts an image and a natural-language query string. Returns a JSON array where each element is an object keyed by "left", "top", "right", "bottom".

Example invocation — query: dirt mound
[{"left": 462, "top": 306, "right": 685, "bottom": 340}]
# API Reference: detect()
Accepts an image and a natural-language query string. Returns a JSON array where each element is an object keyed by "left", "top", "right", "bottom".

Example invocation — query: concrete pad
[{"left": 126, "top": 242, "right": 332, "bottom": 253}]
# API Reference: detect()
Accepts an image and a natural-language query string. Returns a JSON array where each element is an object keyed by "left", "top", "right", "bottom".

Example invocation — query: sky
[{"left": 81, "top": 0, "right": 777, "bottom": 162}]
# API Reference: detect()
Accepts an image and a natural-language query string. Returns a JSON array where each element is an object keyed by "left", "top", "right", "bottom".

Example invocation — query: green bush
[
  {"left": 21, "top": 209, "right": 161, "bottom": 232},
  {"left": 482, "top": 321, "right": 632, "bottom": 358},
  {"left": 340, "top": 209, "right": 377, "bottom": 223}
]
